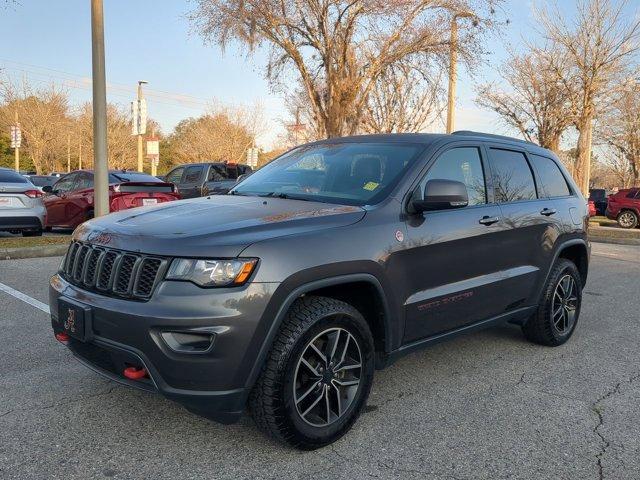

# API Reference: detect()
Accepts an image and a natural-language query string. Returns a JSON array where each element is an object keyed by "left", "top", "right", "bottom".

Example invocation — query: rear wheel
[
  {"left": 522, "top": 259, "right": 582, "bottom": 346},
  {"left": 249, "top": 296, "right": 375, "bottom": 449},
  {"left": 617, "top": 210, "right": 638, "bottom": 229}
]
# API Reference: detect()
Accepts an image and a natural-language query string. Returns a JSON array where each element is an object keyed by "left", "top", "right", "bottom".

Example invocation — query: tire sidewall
[
  {"left": 281, "top": 309, "right": 374, "bottom": 448},
  {"left": 544, "top": 260, "right": 582, "bottom": 344},
  {"left": 617, "top": 211, "right": 638, "bottom": 229}
]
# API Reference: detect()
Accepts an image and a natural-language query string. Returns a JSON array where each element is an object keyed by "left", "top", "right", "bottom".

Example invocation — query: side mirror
[
  {"left": 411, "top": 179, "right": 469, "bottom": 213},
  {"left": 42, "top": 185, "right": 53, "bottom": 193}
]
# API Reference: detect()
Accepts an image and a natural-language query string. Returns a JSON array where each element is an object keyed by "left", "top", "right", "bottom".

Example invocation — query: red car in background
[
  {"left": 43, "top": 170, "right": 180, "bottom": 229},
  {"left": 606, "top": 188, "right": 640, "bottom": 229}
]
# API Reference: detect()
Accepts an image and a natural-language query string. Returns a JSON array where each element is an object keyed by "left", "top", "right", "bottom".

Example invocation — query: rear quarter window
[{"left": 529, "top": 154, "right": 571, "bottom": 198}]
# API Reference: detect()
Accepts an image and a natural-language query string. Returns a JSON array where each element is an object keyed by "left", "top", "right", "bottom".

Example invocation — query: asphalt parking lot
[{"left": 0, "top": 242, "right": 638, "bottom": 480}]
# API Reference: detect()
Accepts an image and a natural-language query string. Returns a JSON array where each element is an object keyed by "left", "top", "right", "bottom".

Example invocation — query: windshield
[{"left": 232, "top": 142, "right": 424, "bottom": 206}]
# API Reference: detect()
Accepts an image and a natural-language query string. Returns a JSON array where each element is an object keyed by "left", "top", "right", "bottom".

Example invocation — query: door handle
[
  {"left": 540, "top": 208, "right": 557, "bottom": 216},
  {"left": 479, "top": 216, "right": 500, "bottom": 226}
]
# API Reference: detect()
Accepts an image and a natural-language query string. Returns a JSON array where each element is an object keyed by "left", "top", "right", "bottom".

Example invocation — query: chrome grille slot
[{"left": 60, "top": 241, "right": 166, "bottom": 301}]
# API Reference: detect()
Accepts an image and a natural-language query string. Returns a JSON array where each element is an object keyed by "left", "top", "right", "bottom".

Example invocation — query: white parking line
[{"left": 0, "top": 282, "right": 50, "bottom": 314}]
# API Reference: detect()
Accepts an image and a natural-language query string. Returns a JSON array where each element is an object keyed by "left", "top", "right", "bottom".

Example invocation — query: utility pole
[
  {"left": 91, "top": 0, "right": 109, "bottom": 217},
  {"left": 13, "top": 111, "right": 20, "bottom": 172},
  {"left": 67, "top": 134, "right": 71, "bottom": 172},
  {"left": 136, "top": 80, "right": 148, "bottom": 172},
  {"left": 78, "top": 140, "right": 83, "bottom": 169},
  {"left": 446, "top": 11, "right": 476, "bottom": 134}
]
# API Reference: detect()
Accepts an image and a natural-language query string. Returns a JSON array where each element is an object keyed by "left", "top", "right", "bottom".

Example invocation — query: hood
[{"left": 73, "top": 195, "right": 366, "bottom": 257}]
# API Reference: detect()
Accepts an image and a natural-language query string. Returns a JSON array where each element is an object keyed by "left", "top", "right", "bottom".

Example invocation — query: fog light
[
  {"left": 161, "top": 331, "right": 215, "bottom": 354},
  {"left": 55, "top": 332, "right": 70, "bottom": 342}
]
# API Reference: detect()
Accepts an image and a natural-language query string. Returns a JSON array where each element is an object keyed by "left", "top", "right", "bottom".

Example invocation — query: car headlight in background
[{"left": 166, "top": 258, "right": 257, "bottom": 287}]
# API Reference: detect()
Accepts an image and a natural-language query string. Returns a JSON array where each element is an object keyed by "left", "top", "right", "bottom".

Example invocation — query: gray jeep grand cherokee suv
[{"left": 50, "top": 132, "right": 589, "bottom": 449}]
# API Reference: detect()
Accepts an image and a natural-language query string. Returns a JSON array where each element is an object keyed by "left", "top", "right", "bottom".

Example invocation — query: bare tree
[
  {"left": 167, "top": 106, "right": 256, "bottom": 164},
  {"left": 476, "top": 47, "right": 572, "bottom": 153},
  {"left": 190, "top": 0, "right": 499, "bottom": 138},
  {"left": 537, "top": 0, "right": 640, "bottom": 194},
  {"left": 0, "top": 81, "right": 71, "bottom": 174},
  {"left": 597, "top": 79, "right": 640, "bottom": 185},
  {"left": 362, "top": 62, "right": 445, "bottom": 133}
]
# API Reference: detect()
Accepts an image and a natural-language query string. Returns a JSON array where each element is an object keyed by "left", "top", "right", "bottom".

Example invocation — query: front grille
[{"left": 61, "top": 241, "right": 167, "bottom": 300}]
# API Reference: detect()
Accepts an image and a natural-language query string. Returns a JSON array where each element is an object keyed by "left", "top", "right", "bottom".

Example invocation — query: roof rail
[{"left": 451, "top": 130, "right": 536, "bottom": 146}]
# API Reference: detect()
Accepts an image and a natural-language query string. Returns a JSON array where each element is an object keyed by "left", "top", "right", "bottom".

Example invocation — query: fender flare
[
  {"left": 242, "top": 273, "right": 393, "bottom": 393},
  {"left": 537, "top": 238, "right": 590, "bottom": 300}
]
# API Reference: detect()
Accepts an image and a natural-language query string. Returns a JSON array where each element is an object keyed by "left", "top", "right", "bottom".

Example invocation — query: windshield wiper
[{"left": 259, "top": 192, "right": 313, "bottom": 201}]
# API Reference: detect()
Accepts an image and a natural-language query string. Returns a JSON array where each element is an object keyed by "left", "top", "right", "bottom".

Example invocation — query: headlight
[{"left": 166, "top": 258, "right": 257, "bottom": 287}]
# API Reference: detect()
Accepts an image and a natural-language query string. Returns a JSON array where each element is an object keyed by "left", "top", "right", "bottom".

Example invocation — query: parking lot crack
[{"left": 591, "top": 371, "right": 640, "bottom": 480}]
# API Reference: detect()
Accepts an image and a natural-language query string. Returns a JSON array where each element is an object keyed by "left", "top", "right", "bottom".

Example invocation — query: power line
[{"left": 0, "top": 58, "right": 286, "bottom": 113}]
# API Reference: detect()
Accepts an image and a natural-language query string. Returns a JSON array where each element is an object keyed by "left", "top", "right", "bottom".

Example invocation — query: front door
[
  {"left": 401, "top": 145, "right": 505, "bottom": 342},
  {"left": 44, "top": 173, "right": 77, "bottom": 227},
  {"left": 179, "top": 165, "right": 205, "bottom": 198}
]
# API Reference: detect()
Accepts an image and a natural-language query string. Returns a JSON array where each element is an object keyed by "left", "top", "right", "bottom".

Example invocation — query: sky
[{"left": 0, "top": 0, "right": 607, "bottom": 149}]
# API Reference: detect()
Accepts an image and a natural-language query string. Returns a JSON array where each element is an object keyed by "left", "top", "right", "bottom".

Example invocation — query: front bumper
[{"left": 50, "top": 273, "right": 279, "bottom": 423}]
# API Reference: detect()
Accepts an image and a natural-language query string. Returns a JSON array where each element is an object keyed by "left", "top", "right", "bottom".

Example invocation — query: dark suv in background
[
  {"left": 50, "top": 132, "right": 589, "bottom": 449},
  {"left": 164, "top": 162, "right": 252, "bottom": 198}
]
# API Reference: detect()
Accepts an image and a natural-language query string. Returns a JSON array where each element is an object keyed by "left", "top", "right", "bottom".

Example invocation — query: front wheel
[
  {"left": 617, "top": 210, "right": 638, "bottom": 229},
  {"left": 522, "top": 259, "right": 582, "bottom": 346},
  {"left": 249, "top": 296, "right": 375, "bottom": 450}
]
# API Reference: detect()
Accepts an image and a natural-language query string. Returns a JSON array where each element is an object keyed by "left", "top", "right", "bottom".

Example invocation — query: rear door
[
  {"left": 402, "top": 144, "right": 505, "bottom": 342},
  {"left": 485, "top": 145, "right": 555, "bottom": 311},
  {"left": 179, "top": 165, "right": 206, "bottom": 198}
]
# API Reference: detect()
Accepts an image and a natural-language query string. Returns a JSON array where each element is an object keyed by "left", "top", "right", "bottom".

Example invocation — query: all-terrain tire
[
  {"left": 522, "top": 258, "right": 582, "bottom": 346},
  {"left": 249, "top": 295, "right": 375, "bottom": 450}
]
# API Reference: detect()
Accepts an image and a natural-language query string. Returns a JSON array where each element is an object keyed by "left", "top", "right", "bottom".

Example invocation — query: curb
[
  {"left": 1, "top": 244, "right": 68, "bottom": 261},
  {"left": 589, "top": 235, "right": 640, "bottom": 246}
]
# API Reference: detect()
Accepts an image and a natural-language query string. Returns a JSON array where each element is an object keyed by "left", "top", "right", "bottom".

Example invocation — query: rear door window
[
  {"left": 75, "top": 173, "right": 94, "bottom": 190},
  {"left": 208, "top": 165, "right": 228, "bottom": 181},
  {"left": 529, "top": 154, "right": 571, "bottom": 198},
  {"left": 488, "top": 148, "right": 537, "bottom": 203},
  {"left": 183, "top": 165, "right": 204, "bottom": 183}
]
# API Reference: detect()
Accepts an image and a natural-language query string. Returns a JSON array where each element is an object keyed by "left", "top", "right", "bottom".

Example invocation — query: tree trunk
[
  {"left": 574, "top": 114, "right": 594, "bottom": 196},
  {"left": 545, "top": 136, "right": 561, "bottom": 155}
]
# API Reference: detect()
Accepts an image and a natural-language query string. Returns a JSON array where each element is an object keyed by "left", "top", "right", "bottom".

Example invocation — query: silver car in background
[{"left": 0, "top": 167, "right": 46, "bottom": 236}]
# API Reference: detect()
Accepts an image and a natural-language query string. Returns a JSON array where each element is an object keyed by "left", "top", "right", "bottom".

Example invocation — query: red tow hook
[
  {"left": 123, "top": 366, "right": 148, "bottom": 380},
  {"left": 55, "top": 332, "right": 70, "bottom": 342}
]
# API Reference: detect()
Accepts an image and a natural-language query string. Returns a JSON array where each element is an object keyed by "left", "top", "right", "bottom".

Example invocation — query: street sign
[
  {"left": 146, "top": 138, "right": 159, "bottom": 157},
  {"left": 131, "top": 99, "right": 147, "bottom": 135},
  {"left": 246, "top": 147, "right": 259, "bottom": 168},
  {"left": 10, "top": 125, "right": 21, "bottom": 149}
]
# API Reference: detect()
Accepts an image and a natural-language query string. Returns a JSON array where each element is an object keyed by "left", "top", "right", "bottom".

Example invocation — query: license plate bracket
[
  {"left": 58, "top": 298, "right": 93, "bottom": 342},
  {"left": 142, "top": 198, "right": 158, "bottom": 206}
]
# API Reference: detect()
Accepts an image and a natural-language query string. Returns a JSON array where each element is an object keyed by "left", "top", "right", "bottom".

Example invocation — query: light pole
[
  {"left": 91, "top": 0, "right": 109, "bottom": 217},
  {"left": 136, "top": 80, "right": 148, "bottom": 173},
  {"left": 446, "top": 11, "right": 477, "bottom": 134}
]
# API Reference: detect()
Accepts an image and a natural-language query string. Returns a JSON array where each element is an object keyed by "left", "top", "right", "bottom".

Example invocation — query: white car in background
[{"left": 0, "top": 167, "right": 46, "bottom": 237}]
